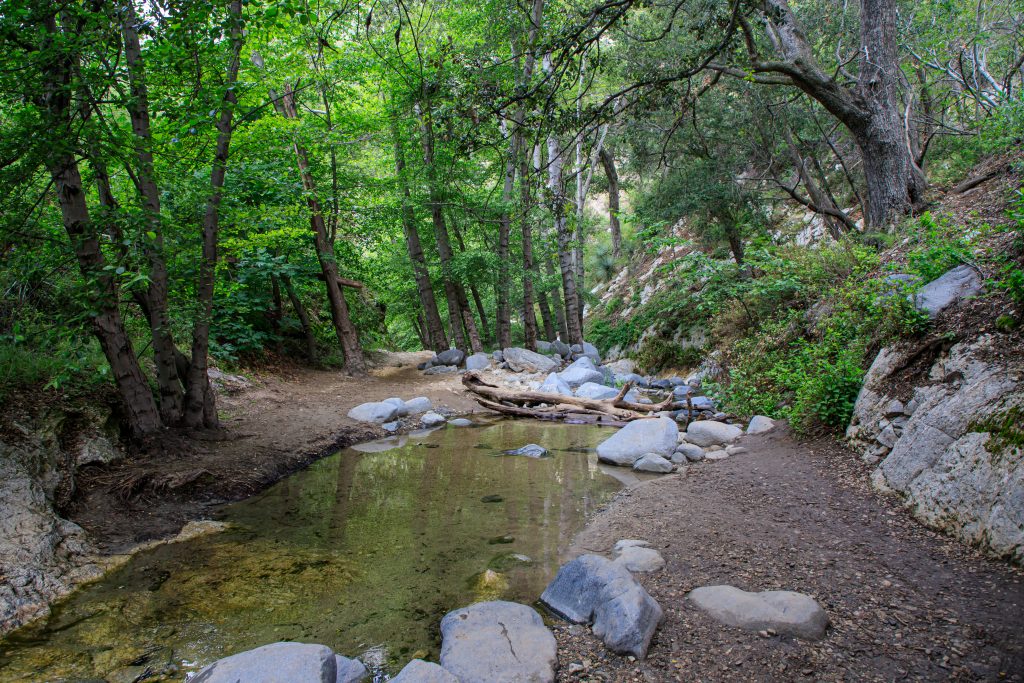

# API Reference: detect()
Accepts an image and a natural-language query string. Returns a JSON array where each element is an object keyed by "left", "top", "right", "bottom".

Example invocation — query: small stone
[
  {"left": 676, "top": 443, "right": 705, "bottom": 462},
  {"left": 448, "top": 418, "right": 473, "bottom": 427},
  {"left": 883, "top": 399, "right": 905, "bottom": 418},
  {"left": 746, "top": 415, "right": 775, "bottom": 434},
  {"left": 704, "top": 449, "right": 729, "bottom": 461},
  {"left": 381, "top": 421, "right": 400, "bottom": 433},
  {"left": 876, "top": 425, "right": 898, "bottom": 448},
  {"left": 420, "top": 412, "right": 447, "bottom": 427},
  {"left": 632, "top": 453, "right": 674, "bottom": 474},
  {"left": 612, "top": 540, "right": 665, "bottom": 573}
]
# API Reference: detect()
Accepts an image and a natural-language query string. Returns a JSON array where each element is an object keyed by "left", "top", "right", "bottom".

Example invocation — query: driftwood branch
[{"left": 462, "top": 372, "right": 666, "bottom": 422}]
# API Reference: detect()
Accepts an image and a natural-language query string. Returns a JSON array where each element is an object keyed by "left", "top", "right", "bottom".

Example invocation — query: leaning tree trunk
[
  {"left": 277, "top": 84, "right": 366, "bottom": 374},
  {"left": 281, "top": 274, "right": 318, "bottom": 363},
  {"left": 392, "top": 114, "right": 448, "bottom": 352},
  {"left": 122, "top": 0, "right": 184, "bottom": 424},
  {"left": 38, "top": 12, "right": 162, "bottom": 440},
  {"left": 598, "top": 148, "right": 622, "bottom": 257},
  {"left": 183, "top": 0, "right": 244, "bottom": 429}
]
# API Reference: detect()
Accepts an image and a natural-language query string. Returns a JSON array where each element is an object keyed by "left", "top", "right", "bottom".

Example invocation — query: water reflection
[{"left": 0, "top": 420, "right": 621, "bottom": 681}]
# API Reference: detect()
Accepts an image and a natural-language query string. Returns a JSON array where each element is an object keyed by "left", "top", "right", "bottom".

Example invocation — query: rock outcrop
[{"left": 848, "top": 333, "right": 1023, "bottom": 563}]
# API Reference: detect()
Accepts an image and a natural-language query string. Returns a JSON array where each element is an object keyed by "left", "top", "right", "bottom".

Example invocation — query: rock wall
[
  {"left": 847, "top": 334, "right": 1023, "bottom": 564},
  {"left": 0, "top": 404, "right": 121, "bottom": 634}
]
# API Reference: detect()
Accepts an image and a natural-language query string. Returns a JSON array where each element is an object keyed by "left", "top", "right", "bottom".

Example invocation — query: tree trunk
[
  {"left": 546, "top": 133, "right": 584, "bottom": 346},
  {"left": 281, "top": 274, "right": 317, "bottom": 363},
  {"left": 183, "top": 0, "right": 244, "bottom": 429},
  {"left": 519, "top": 146, "right": 539, "bottom": 351},
  {"left": 418, "top": 99, "right": 482, "bottom": 352},
  {"left": 38, "top": 13, "right": 161, "bottom": 439},
  {"left": 496, "top": 118, "right": 517, "bottom": 348},
  {"left": 122, "top": 0, "right": 184, "bottom": 424},
  {"left": 276, "top": 84, "right": 366, "bottom": 374},
  {"left": 391, "top": 114, "right": 448, "bottom": 352},
  {"left": 598, "top": 148, "right": 622, "bottom": 257},
  {"left": 545, "top": 253, "right": 568, "bottom": 340}
]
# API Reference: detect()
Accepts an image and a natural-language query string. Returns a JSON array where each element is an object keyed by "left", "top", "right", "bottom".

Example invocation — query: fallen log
[{"left": 462, "top": 372, "right": 667, "bottom": 422}]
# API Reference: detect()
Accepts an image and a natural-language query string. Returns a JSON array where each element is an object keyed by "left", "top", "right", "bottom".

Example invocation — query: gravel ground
[{"left": 552, "top": 427, "right": 1024, "bottom": 682}]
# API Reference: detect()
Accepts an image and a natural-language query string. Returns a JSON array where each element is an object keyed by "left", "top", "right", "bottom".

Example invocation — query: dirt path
[
  {"left": 555, "top": 427, "right": 1024, "bottom": 682},
  {"left": 69, "top": 352, "right": 481, "bottom": 553}
]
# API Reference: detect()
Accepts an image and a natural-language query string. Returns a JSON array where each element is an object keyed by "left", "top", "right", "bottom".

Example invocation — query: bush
[{"left": 633, "top": 336, "right": 703, "bottom": 373}]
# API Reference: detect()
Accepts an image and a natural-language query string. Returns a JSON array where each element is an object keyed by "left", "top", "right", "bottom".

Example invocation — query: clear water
[{"left": 0, "top": 419, "right": 626, "bottom": 681}]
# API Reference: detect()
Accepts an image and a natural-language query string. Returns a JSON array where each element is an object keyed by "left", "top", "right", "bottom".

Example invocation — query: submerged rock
[
  {"left": 439, "top": 600, "right": 557, "bottom": 683},
  {"left": 503, "top": 444, "right": 549, "bottom": 458},
  {"left": 391, "top": 659, "right": 459, "bottom": 683},
  {"left": 347, "top": 402, "right": 399, "bottom": 424},
  {"left": 540, "top": 554, "right": 662, "bottom": 659},
  {"left": 687, "top": 585, "right": 829, "bottom": 640},
  {"left": 192, "top": 642, "right": 336, "bottom": 683},
  {"left": 686, "top": 420, "right": 742, "bottom": 447},
  {"left": 596, "top": 416, "right": 678, "bottom": 466}
]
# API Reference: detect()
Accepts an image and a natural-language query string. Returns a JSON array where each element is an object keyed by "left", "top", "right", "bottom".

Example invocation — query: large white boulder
[
  {"left": 439, "top": 601, "right": 556, "bottom": 683},
  {"left": 596, "top": 416, "right": 678, "bottom": 466},
  {"left": 502, "top": 347, "right": 559, "bottom": 373},
  {"left": 347, "top": 402, "right": 399, "bottom": 424}
]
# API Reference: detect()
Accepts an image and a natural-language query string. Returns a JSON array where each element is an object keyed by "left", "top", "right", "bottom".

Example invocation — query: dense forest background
[{"left": 1, "top": 0, "right": 1021, "bottom": 438}]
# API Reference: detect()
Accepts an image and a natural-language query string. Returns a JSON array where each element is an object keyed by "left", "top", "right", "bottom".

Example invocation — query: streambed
[{"left": 0, "top": 418, "right": 631, "bottom": 681}]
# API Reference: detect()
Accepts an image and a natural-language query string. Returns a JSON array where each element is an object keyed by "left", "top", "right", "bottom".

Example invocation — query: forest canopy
[{"left": 0, "top": 0, "right": 1021, "bottom": 437}]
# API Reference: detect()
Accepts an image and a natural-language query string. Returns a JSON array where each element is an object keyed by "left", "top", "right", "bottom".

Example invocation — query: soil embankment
[{"left": 555, "top": 427, "right": 1024, "bottom": 681}]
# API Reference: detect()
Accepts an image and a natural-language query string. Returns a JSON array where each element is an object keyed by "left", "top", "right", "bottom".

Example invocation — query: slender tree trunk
[
  {"left": 183, "top": 0, "right": 243, "bottom": 429},
  {"left": 545, "top": 253, "right": 567, "bottom": 340},
  {"left": 281, "top": 274, "right": 317, "bottom": 363},
  {"left": 277, "top": 84, "right": 366, "bottom": 374},
  {"left": 122, "top": 0, "right": 184, "bottom": 424},
  {"left": 598, "top": 148, "right": 622, "bottom": 256},
  {"left": 418, "top": 99, "right": 482, "bottom": 352},
  {"left": 495, "top": 118, "right": 517, "bottom": 349},
  {"left": 519, "top": 146, "right": 539, "bottom": 351},
  {"left": 270, "top": 275, "right": 284, "bottom": 354},
  {"left": 547, "top": 133, "right": 584, "bottom": 346},
  {"left": 391, "top": 114, "right": 448, "bottom": 352},
  {"left": 38, "top": 14, "right": 160, "bottom": 439}
]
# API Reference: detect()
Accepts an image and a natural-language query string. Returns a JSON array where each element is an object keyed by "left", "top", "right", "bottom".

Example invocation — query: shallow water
[{"left": 0, "top": 419, "right": 626, "bottom": 681}]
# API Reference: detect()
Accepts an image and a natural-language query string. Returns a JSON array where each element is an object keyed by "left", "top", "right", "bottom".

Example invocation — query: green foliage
[
  {"left": 905, "top": 212, "right": 973, "bottom": 280},
  {"left": 633, "top": 337, "right": 703, "bottom": 374},
  {"left": 970, "top": 406, "right": 1024, "bottom": 457}
]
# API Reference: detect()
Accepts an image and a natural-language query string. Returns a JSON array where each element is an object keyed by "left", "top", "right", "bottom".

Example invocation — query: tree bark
[
  {"left": 391, "top": 113, "right": 448, "bottom": 352},
  {"left": 281, "top": 274, "right": 317, "bottom": 363},
  {"left": 183, "top": 0, "right": 244, "bottom": 429},
  {"left": 496, "top": 117, "right": 517, "bottom": 349},
  {"left": 38, "top": 12, "right": 161, "bottom": 439},
  {"left": 276, "top": 83, "right": 366, "bottom": 374},
  {"left": 598, "top": 148, "right": 622, "bottom": 257},
  {"left": 547, "top": 132, "right": 584, "bottom": 346},
  {"left": 122, "top": 0, "right": 184, "bottom": 424},
  {"left": 519, "top": 145, "right": 539, "bottom": 350},
  {"left": 545, "top": 253, "right": 568, "bottom": 340},
  {"left": 418, "top": 99, "right": 482, "bottom": 352},
  {"left": 754, "top": 0, "right": 925, "bottom": 228}
]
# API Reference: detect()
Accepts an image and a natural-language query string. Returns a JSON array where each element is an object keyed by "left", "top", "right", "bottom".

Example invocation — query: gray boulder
[
  {"left": 672, "top": 384, "right": 693, "bottom": 398},
  {"left": 689, "top": 395, "right": 715, "bottom": 411},
  {"left": 503, "top": 444, "right": 549, "bottom": 458},
  {"left": 746, "top": 415, "right": 775, "bottom": 434},
  {"left": 596, "top": 416, "right": 678, "bottom": 466},
  {"left": 381, "top": 421, "right": 400, "bottom": 433},
  {"left": 440, "top": 601, "right": 557, "bottom": 683},
  {"left": 632, "top": 453, "right": 674, "bottom": 473},
  {"left": 436, "top": 348, "right": 466, "bottom": 366},
  {"left": 390, "top": 660, "right": 459, "bottom": 683},
  {"left": 347, "top": 402, "right": 399, "bottom": 424},
  {"left": 465, "top": 353, "right": 491, "bottom": 371},
  {"left": 914, "top": 264, "right": 983, "bottom": 316},
  {"left": 404, "top": 397, "right": 433, "bottom": 414},
  {"left": 582, "top": 341, "right": 601, "bottom": 360},
  {"left": 540, "top": 554, "right": 663, "bottom": 659},
  {"left": 449, "top": 418, "right": 473, "bottom": 427},
  {"left": 575, "top": 382, "right": 619, "bottom": 400},
  {"left": 604, "top": 359, "right": 636, "bottom": 375},
  {"left": 424, "top": 365, "right": 457, "bottom": 376},
  {"left": 538, "top": 372, "right": 573, "bottom": 396},
  {"left": 612, "top": 540, "right": 665, "bottom": 573},
  {"left": 335, "top": 656, "right": 368, "bottom": 683},
  {"left": 676, "top": 443, "right": 705, "bottom": 462},
  {"left": 559, "top": 357, "right": 604, "bottom": 388},
  {"left": 686, "top": 420, "right": 743, "bottom": 447},
  {"left": 192, "top": 642, "right": 336, "bottom": 683},
  {"left": 420, "top": 412, "right": 447, "bottom": 427},
  {"left": 552, "top": 339, "right": 571, "bottom": 358},
  {"left": 503, "top": 347, "right": 559, "bottom": 373},
  {"left": 492, "top": 350, "right": 504, "bottom": 362},
  {"left": 615, "top": 372, "right": 647, "bottom": 387},
  {"left": 687, "top": 585, "right": 829, "bottom": 640},
  {"left": 382, "top": 397, "right": 408, "bottom": 416},
  {"left": 536, "top": 340, "right": 554, "bottom": 353}
]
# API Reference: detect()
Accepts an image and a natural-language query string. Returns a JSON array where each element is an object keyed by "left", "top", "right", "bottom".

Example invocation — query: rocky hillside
[{"left": 584, "top": 154, "right": 1024, "bottom": 563}]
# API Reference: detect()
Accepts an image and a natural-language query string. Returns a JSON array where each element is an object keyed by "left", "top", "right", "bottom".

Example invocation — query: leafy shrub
[
  {"left": 906, "top": 212, "right": 973, "bottom": 281},
  {"left": 633, "top": 337, "right": 703, "bottom": 373}
]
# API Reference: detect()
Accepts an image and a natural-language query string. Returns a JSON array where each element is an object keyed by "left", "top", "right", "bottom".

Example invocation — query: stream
[{"left": 0, "top": 418, "right": 635, "bottom": 681}]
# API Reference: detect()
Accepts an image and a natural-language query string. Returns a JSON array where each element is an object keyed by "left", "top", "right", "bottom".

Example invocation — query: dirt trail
[
  {"left": 69, "top": 352, "right": 481, "bottom": 553},
  {"left": 555, "top": 427, "right": 1024, "bottom": 682}
]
